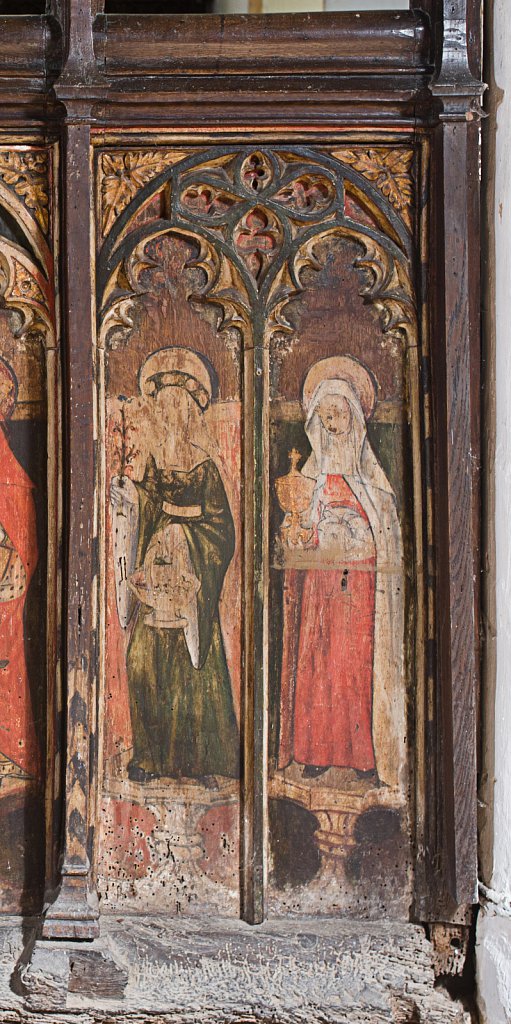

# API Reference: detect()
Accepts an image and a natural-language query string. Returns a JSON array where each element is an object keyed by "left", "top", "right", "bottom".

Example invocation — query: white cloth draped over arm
[{"left": 110, "top": 476, "right": 140, "bottom": 628}]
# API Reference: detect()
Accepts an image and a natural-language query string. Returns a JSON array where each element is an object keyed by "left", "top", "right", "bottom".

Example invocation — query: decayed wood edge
[
  {"left": 411, "top": 133, "right": 432, "bottom": 918},
  {"left": 45, "top": 139, "right": 64, "bottom": 895}
]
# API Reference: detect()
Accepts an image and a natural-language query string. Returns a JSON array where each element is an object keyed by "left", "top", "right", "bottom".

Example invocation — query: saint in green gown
[{"left": 126, "top": 455, "right": 239, "bottom": 780}]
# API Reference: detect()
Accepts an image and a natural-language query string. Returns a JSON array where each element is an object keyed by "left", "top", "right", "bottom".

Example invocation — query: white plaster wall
[
  {"left": 477, "top": 1, "right": 511, "bottom": 1020},
  {"left": 490, "top": 0, "right": 511, "bottom": 906}
]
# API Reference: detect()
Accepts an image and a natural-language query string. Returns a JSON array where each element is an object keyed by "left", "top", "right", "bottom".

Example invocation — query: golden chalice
[{"left": 275, "top": 448, "right": 315, "bottom": 548}]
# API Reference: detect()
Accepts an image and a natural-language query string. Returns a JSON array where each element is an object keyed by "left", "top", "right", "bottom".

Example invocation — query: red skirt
[{"left": 279, "top": 559, "right": 376, "bottom": 771}]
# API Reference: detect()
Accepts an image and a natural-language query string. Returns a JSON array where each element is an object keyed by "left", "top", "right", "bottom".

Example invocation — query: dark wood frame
[{"left": 0, "top": 0, "right": 484, "bottom": 941}]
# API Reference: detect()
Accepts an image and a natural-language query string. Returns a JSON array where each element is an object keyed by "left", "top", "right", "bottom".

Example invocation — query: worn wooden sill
[{"left": 3, "top": 914, "right": 471, "bottom": 1022}]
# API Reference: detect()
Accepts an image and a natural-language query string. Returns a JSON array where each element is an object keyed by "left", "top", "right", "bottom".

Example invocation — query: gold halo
[
  {"left": 139, "top": 347, "right": 212, "bottom": 399},
  {"left": 302, "top": 356, "right": 377, "bottom": 419}
]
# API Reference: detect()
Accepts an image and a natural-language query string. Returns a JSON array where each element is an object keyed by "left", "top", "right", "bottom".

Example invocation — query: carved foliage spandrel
[
  {"left": 0, "top": 150, "right": 49, "bottom": 235},
  {"left": 100, "top": 150, "right": 187, "bottom": 237},
  {"left": 334, "top": 148, "right": 414, "bottom": 230},
  {"left": 0, "top": 144, "right": 55, "bottom": 340}
]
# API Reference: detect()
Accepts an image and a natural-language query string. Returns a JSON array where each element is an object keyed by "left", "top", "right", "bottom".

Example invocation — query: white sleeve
[{"left": 112, "top": 479, "right": 140, "bottom": 628}]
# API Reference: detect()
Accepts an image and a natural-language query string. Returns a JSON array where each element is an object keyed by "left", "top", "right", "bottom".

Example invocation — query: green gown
[{"left": 126, "top": 455, "right": 239, "bottom": 779}]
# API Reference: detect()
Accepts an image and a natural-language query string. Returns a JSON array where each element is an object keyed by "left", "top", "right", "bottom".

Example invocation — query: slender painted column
[{"left": 43, "top": 0, "right": 100, "bottom": 941}]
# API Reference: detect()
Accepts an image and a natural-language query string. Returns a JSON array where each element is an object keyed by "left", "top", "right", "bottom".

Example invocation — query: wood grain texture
[
  {"left": 0, "top": 16, "right": 61, "bottom": 78},
  {"left": 426, "top": 0, "right": 484, "bottom": 910},
  {"left": 96, "top": 11, "right": 430, "bottom": 77}
]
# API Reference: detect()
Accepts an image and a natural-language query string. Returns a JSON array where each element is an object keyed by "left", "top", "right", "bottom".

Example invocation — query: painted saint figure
[
  {"left": 277, "top": 356, "right": 405, "bottom": 790},
  {"left": 0, "top": 358, "right": 40, "bottom": 785},
  {"left": 110, "top": 347, "right": 239, "bottom": 783}
]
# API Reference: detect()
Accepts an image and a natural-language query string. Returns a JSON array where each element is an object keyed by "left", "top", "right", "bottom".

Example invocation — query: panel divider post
[
  {"left": 241, "top": 313, "right": 268, "bottom": 925},
  {"left": 42, "top": 116, "right": 99, "bottom": 941},
  {"left": 42, "top": 0, "right": 101, "bottom": 941}
]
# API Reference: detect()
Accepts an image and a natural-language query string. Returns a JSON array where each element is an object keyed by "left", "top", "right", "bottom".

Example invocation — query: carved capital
[{"left": 431, "top": 5, "right": 486, "bottom": 121}]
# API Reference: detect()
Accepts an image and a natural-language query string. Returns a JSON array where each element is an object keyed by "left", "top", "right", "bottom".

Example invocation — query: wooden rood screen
[{"left": 0, "top": 1, "right": 484, "bottom": 1019}]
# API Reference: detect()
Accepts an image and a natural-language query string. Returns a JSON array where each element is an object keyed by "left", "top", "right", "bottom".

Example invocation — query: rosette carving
[{"left": 181, "top": 184, "right": 238, "bottom": 219}]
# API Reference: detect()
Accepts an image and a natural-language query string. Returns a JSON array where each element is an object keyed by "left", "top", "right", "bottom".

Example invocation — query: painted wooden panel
[
  {"left": 97, "top": 231, "right": 243, "bottom": 916},
  {"left": 94, "top": 141, "right": 421, "bottom": 920},
  {"left": 267, "top": 233, "right": 415, "bottom": 916}
]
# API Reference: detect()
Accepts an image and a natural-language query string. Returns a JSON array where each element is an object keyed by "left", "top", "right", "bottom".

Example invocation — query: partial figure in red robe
[
  {"left": 0, "top": 358, "right": 40, "bottom": 784},
  {"left": 277, "top": 356, "right": 405, "bottom": 791}
]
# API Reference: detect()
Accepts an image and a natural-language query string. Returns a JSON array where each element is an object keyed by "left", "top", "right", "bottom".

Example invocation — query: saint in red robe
[
  {"left": 0, "top": 426, "right": 40, "bottom": 778},
  {"left": 278, "top": 474, "right": 376, "bottom": 771},
  {"left": 278, "top": 363, "right": 405, "bottom": 789}
]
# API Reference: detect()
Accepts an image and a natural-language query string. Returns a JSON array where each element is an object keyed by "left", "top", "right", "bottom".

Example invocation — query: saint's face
[
  {"left": 317, "top": 394, "right": 352, "bottom": 436},
  {"left": 155, "top": 384, "right": 191, "bottom": 432}
]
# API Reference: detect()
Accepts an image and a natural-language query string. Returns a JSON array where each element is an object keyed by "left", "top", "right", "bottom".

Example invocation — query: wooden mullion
[
  {"left": 42, "top": 0, "right": 101, "bottom": 941},
  {"left": 241, "top": 313, "right": 268, "bottom": 925},
  {"left": 42, "top": 119, "right": 99, "bottom": 939}
]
